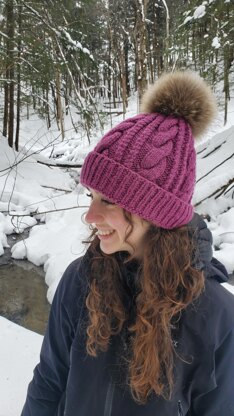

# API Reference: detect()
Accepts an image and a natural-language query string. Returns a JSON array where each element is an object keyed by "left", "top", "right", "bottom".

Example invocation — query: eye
[
  {"left": 101, "top": 198, "right": 114, "bottom": 205},
  {"left": 86, "top": 192, "right": 114, "bottom": 205}
]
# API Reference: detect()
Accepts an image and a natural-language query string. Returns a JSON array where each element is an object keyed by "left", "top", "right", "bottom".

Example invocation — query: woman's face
[{"left": 85, "top": 188, "right": 149, "bottom": 255}]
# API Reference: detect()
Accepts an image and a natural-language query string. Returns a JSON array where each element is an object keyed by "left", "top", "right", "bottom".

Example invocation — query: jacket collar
[{"left": 187, "top": 213, "right": 229, "bottom": 283}]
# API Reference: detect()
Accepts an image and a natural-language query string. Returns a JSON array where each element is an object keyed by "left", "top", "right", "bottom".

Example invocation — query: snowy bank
[{"left": 0, "top": 317, "right": 42, "bottom": 416}]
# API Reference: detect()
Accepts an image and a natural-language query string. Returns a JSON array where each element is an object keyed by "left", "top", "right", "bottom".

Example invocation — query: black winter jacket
[{"left": 21, "top": 215, "right": 234, "bottom": 416}]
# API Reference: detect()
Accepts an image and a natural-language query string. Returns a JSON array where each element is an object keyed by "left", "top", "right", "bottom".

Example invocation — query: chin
[
  {"left": 100, "top": 243, "right": 117, "bottom": 255},
  {"left": 100, "top": 242, "right": 131, "bottom": 255}
]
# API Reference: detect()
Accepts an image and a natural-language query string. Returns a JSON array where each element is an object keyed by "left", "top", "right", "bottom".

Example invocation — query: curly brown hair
[{"left": 83, "top": 211, "right": 204, "bottom": 404}]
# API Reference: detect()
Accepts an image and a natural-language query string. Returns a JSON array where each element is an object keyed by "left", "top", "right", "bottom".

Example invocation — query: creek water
[{"left": 0, "top": 233, "right": 50, "bottom": 335}]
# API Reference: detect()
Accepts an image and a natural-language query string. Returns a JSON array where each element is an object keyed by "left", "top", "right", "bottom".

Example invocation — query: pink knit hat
[{"left": 80, "top": 71, "right": 216, "bottom": 229}]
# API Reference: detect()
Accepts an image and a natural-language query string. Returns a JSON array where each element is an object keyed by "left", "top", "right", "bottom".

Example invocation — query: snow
[
  {"left": 212, "top": 36, "right": 221, "bottom": 49},
  {"left": 209, "top": 208, "right": 234, "bottom": 274},
  {"left": 62, "top": 29, "right": 94, "bottom": 60},
  {"left": 183, "top": 15, "right": 193, "bottom": 24},
  {"left": 138, "top": 0, "right": 145, "bottom": 22},
  {"left": 182, "top": 3, "right": 209, "bottom": 27},
  {"left": 223, "top": 283, "right": 234, "bottom": 294},
  {"left": 194, "top": 125, "right": 234, "bottom": 205},
  {"left": 0, "top": 81, "right": 234, "bottom": 415},
  {"left": 0, "top": 317, "right": 42, "bottom": 416},
  {"left": 193, "top": 5, "right": 206, "bottom": 19},
  {"left": 11, "top": 193, "right": 88, "bottom": 302},
  {"left": 194, "top": 124, "right": 234, "bottom": 272}
]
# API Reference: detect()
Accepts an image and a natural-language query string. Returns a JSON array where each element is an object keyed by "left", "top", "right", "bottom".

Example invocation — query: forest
[
  {"left": 0, "top": 0, "right": 233, "bottom": 150},
  {"left": 0, "top": 2, "right": 234, "bottom": 414}
]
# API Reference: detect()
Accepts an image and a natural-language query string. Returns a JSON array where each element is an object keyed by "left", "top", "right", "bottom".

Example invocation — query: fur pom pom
[{"left": 140, "top": 71, "right": 217, "bottom": 138}]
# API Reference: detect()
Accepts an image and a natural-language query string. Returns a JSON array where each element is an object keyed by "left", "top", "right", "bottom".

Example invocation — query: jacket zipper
[
  {"left": 104, "top": 381, "right": 115, "bottom": 416},
  {"left": 177, "top": 400, "right": 184, "bottom": 416}
]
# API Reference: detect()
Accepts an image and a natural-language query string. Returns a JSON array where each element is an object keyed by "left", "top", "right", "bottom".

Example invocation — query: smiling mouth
[
  {"left": 96, "top": 229, "right": 115, "bottom": 236},
  {"left": 97, "top": 230, "right": 115, "bottom": 239}
]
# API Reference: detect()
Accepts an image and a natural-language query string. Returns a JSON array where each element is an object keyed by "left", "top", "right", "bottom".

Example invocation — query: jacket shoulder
[
  {"left": 53, "top": 254, "right": 90, "bottom": 324},
  {"left": 203, "top": 278, "right": 234, "bottom": 325},
  {"left": 185, "top": 278, "right": 234, "bottom": 347},
  {"left": 58, "top": 255, "right": 89, "bottom": 294}
]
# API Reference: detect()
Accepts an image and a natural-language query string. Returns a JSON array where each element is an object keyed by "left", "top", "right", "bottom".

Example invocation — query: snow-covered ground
[
  {"left": 0, "top": 317, "right": 42, "bottom": 416},
  {"left": 0, "top": 93, "right": 234, "bottom": 415}
]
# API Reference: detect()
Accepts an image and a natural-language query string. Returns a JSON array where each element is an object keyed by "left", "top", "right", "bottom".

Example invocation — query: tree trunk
[
  {"left": 161, "top": 0, "right": 170, "bottom": 71},
  {"left": 15, "top": 1, "right": 22, "bottom": 152},
  {"left": 3, "top": 69, "right": 9, "bottom": 137},
  {"left": 46, "top": 87, "right": 51, "bottom": 129},
  {"left": 223, "top": 43, "right": 231, "bottom": 125},
  {"left": 124, "top": 35, "right": 130, "bottom": 96},
  {"left": 6, "top": 0, "right": 15, "bottom": 148},
  {"left": 55, "top": 66, "right": 65, "bottom": 140},
  {"left": 3, "top": 0, "right": 15, "bottom": 144},
  {"left": 119, "top": 47, "right": 127, "bottom": 118},
  {"left": 135, "top": 0, "right": 148, "bottom": 101}
]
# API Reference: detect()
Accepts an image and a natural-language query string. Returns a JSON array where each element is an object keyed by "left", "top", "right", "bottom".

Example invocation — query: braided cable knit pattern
[{"left": 81, "top": 112, "right": 196, "bottom": 229}]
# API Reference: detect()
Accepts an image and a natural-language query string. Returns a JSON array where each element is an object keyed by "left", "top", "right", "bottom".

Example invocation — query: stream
[{"left": 0, "top": 231, "right": 50, "bottom": 335}]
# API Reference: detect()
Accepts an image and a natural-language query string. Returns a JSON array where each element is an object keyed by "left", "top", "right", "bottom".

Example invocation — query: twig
[
  {"left": 195, "top": 178, "right": 234, "bottom": 207},
  {"left": 37, "top": 160, "right": 82, "bottom": 168},
  {"left": 8, "top": 205, "right": 89, "bottom": 218},
  {"left": 40, "top": 185, "right": 72, "bottom": 192}
]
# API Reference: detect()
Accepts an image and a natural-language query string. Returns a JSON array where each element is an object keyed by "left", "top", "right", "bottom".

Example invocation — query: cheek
[
  {"left": 115, "top": 220, "right": 129, "bottom": 236},
  {"left": 108, "top": 213, "right": 129, "bottom": 235},
  {"left": 131, "top": 222, "right": 148, "bottom": 241}
]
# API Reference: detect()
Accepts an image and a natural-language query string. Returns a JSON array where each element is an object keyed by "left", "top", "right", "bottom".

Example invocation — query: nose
[{"left": 85, "top": 200, "right": 104, "bottom": 224}]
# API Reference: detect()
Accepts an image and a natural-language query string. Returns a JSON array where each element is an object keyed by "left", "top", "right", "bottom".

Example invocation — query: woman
[{"left": 22, "top": 72, "right": 234, "bottom": 415}]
